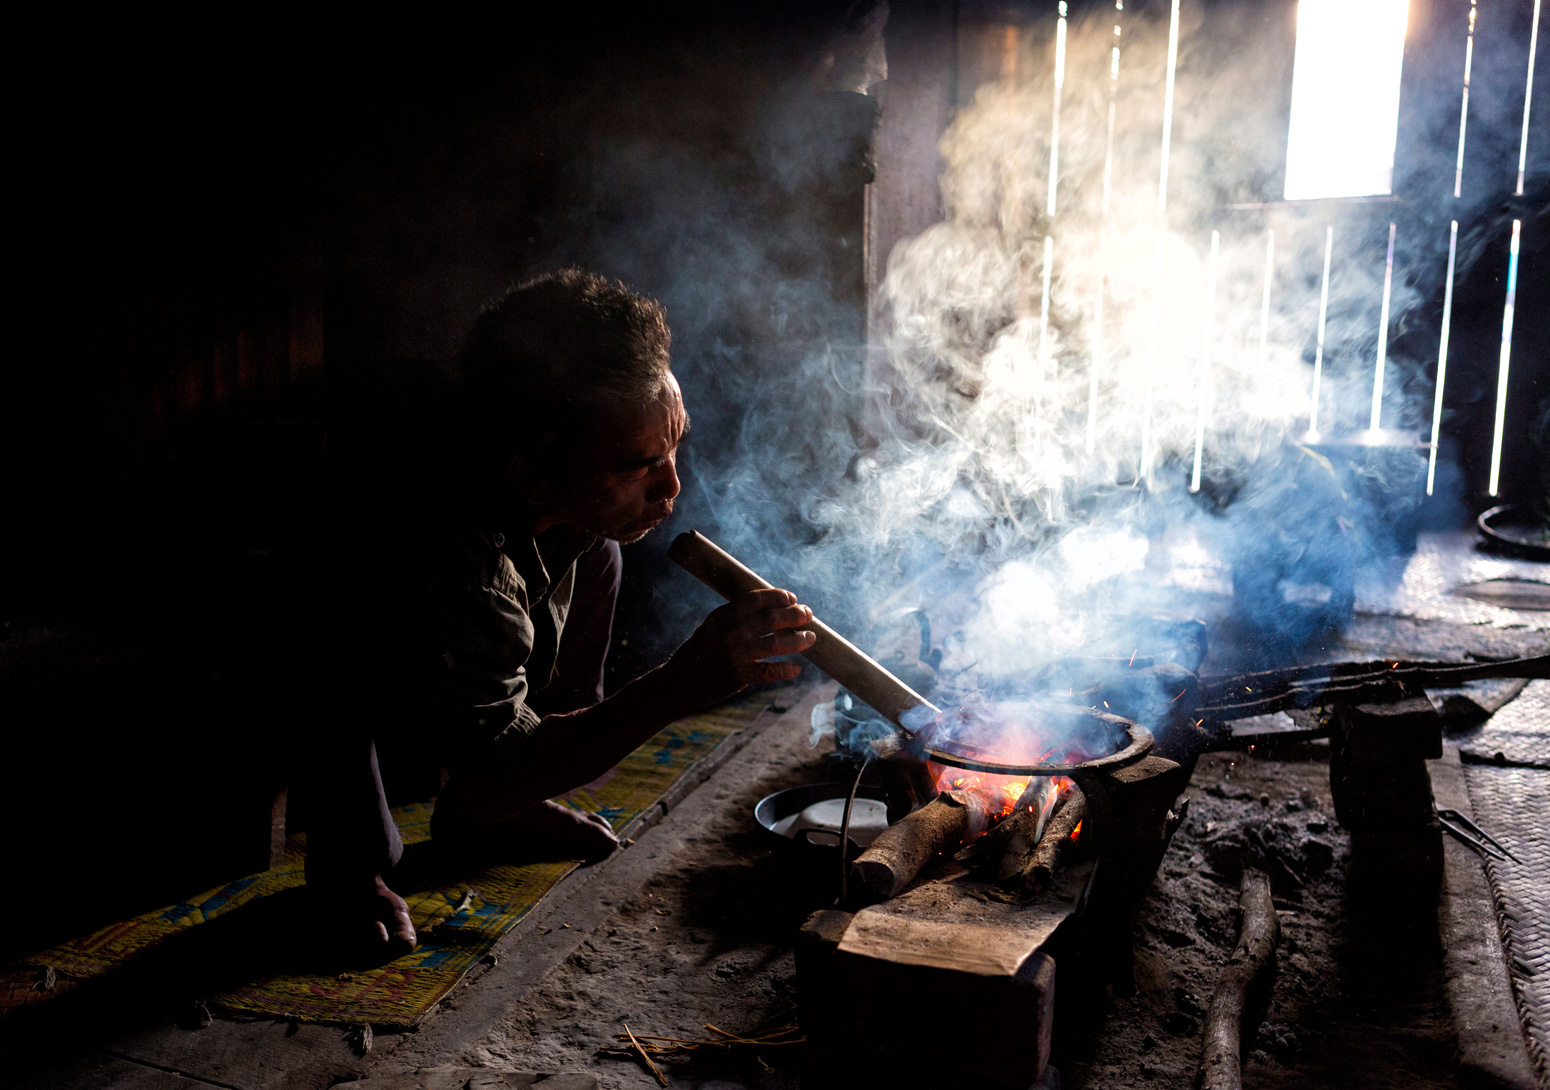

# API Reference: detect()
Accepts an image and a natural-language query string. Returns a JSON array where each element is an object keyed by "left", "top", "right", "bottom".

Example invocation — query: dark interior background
[{"left": 3, "top": 0, "right": 1544, "bottom": 959}]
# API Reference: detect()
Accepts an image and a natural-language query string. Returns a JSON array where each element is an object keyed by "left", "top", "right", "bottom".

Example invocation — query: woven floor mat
[
  {"left": 1462, "top": 763, "right": 1550, "bottom": 1086},
  {"left": 5, "top": 705, "right": 759, "bottom": 1028},
  {"left": 1454, "top": 679, "right": 1550, "bottom": 769}
]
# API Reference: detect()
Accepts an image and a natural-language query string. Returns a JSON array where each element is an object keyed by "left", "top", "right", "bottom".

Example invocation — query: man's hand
[{"left": 668, "top": 588, "right": 817, "bottom": 708}]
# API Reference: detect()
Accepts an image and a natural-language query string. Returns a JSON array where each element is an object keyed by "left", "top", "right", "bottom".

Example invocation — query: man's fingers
[
  {"left": 733, "top": 588, "right": 798, "bottom": 616},
  {"left": 752, "top": 661, "right": 804, "bottom": 683},
  {"left": 758, "top": 629, "right": 817, "bottom": 657},
  {"left": 760, "top": 603, "right": 814, "bottom": 631}
]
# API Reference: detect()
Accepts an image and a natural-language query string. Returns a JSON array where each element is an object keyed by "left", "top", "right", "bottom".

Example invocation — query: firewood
[
  {"left": 954, "top": 802, "right": 1038, "bottom": 872},
  {"left": 1198, "top": 868, "right": 1281, "bottom": 1090},
  {"left": 848, "top": 790, "right": 971, "bottom": 904},
  {"left": 1001, "top": 790, "right": 1085, "bottom": 897}
]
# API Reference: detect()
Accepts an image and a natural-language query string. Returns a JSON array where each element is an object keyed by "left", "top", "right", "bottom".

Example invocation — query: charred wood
[
  {"left": 1199, "top": 868, "right": 1281, "bottom": 1090},
  {"left": 1018, "top": 790, "right": 1086, "bottom": 896},
  {"left": 847, "top": 790, "right": 971, "bottom": 905},
  {"left": 975, "top": 790, "right": 1088, "bottom": 899}
]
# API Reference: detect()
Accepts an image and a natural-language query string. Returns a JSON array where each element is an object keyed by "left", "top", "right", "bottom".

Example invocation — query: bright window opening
[{"left": 1283, "top": 0, "right": 1410, "bottom": 201}]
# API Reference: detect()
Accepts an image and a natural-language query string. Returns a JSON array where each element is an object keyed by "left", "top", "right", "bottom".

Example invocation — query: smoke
[{"left": 598, "top": 2, "right": 1524, "bottom": 734}]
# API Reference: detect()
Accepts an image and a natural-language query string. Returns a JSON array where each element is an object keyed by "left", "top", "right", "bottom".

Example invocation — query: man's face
[{"left": 542, "top": 372, "right": 687, "bottom": 544}]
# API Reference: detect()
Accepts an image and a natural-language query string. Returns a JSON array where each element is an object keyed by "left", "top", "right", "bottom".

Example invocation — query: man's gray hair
[{"left": 458, "top": 268, "right": 672, "bottom": 461}]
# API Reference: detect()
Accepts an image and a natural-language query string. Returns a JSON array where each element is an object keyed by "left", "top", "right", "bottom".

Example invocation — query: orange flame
[{"left": 930, "top": 761, "right": 1076, "bottom": 833}]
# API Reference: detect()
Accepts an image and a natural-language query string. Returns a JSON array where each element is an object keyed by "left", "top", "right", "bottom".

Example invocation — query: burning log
[
  {"left": 847, "top": 790, "right": 971, "bottom": 905},
  {"left": 1010, "top": 790, "right": 1086, "bottom": 898},
  {"left": 954, "top": 800, "right": 1040, "bottom": 881},
  {"left": 955, "top": 787, "right": 1088, "bottom": 898},
  {"left": 1198, "top": 868, "right": 1281, "bottom": 1090}
]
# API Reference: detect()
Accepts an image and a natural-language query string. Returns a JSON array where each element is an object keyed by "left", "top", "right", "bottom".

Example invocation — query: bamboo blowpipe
[{"left": 668, "top": 530, "right": 941, "bottom": 730}]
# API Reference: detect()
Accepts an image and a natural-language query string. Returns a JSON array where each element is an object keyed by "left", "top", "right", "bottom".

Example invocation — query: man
[{"left": 306, "top": 269, "right": 816, "bottom": 955}]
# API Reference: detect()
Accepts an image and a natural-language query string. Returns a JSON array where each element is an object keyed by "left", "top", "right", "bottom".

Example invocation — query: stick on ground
[
  {"left": 1199, "top": 868, "right": 1281, "bottom": 1090},
  {"left": 624, "top": 1022, "right": 669, "bottom": 1086}
]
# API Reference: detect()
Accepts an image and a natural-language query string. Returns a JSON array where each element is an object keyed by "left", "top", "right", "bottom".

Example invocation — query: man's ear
[{"left": 505, "top": 453, "right": 551, "bottom": 506}]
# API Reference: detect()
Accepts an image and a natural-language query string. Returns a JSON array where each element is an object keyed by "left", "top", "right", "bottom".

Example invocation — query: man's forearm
[{"left": 456, "top": 658, "right": 710, "bottom": 820}]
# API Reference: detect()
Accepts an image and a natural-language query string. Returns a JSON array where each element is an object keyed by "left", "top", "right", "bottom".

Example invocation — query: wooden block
[
  {"left": 797, "top": 868, "right": 1085, "bottom": 1089},
  {"left": 1335, "top": 697, "right": 1443, "bottom": 767}
]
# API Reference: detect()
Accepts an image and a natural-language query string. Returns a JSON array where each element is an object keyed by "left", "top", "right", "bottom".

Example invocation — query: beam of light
[
  {"left": 1258, "top": 230, "right": 1275, "bottom": 369},
  {"left": 1427, "top": 221, "right": 1459, "bottom": 497},
  {"left": 1488, "top": 220, "right": 1521, "bottom": 497},
  {"left": 1455, "top": 2, "right": 1477, "bottom": 198},
  {"left": 1048, "top": 3, "right": 1068, "bottom": 217},
  {"left": 1309, "top": 226, "right": 1334, "bottom": 437},
  {"left": 1284, "top": 0, "right": 1410, "bottom": 200},
  {"left": 1370, "top": 222, "right": 1397, "bottom": 431},
  {"left": 1092, "top": 0, "right": 1123, "bottom": 455},
  {"left": 1141, "top": 0, "right": 1181, "bottom": 483},
  {"left": 1519, "top": 0, "right": 1542, "bottom": 195},
  {"left": 1102, "top": 5, "right": 1122, "bottom": 216},
  {"left": 1039, "top": 235, "right": 1055, "bottom": 366},
  {"left": 1088, "top": 274, "right": 1103, "bottom": 455},
  {"left": 1141, "top": 235, "right": 1164, "bottom": 479},
  {"left": 1191, "top": 231, "right": 1221, "bottom": 493},
  {"left": 1158, "top": 0, "right": 1182, "bottom": 213}
]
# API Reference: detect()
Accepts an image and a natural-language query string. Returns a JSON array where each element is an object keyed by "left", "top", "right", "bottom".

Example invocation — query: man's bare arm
[{"left": 443, "top": 588, "right": 815, "bottom": 821}]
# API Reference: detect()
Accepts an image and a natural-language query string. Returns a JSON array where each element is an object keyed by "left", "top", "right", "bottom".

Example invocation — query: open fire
[{"left": 930, "top": 762, "right": 1074, "bottom": 839}]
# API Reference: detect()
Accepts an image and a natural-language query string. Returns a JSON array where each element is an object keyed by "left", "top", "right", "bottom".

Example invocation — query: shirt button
[{"left": 493, "top": 533, "right": 505, "bottom": 549}]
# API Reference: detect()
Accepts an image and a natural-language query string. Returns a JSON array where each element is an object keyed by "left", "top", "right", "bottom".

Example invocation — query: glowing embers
[
  {"left": 932, "top": 765, "right": 1075, "bottom": 834},
  {"left": 1283, "top": 0, "right": 1409, "bottom": 201},
  {"left": 1488, "top": 220, "right": 1522, "bottom": 498},
  {"left": 917, "top": 700, "right": 1099, "bottom": 816}
]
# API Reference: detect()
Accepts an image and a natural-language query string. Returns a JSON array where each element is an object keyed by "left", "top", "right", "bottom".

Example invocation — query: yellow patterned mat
[{"left": 12, "top": 708, "right": 752, "bottom": 1027}]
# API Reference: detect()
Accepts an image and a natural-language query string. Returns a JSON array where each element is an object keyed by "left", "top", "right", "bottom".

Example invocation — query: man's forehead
[{"left": 590, "top": 386, "right": 687, "bottom": 459}]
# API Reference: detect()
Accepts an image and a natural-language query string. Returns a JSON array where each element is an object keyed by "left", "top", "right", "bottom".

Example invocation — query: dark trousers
[{"left": 303, "top": 540, "right": 621, "bottom": 891}]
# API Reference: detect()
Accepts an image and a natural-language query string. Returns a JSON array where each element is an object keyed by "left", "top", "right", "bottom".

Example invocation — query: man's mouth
[{"left": 617, "top": 506, "right": 673, "bottom": 540}]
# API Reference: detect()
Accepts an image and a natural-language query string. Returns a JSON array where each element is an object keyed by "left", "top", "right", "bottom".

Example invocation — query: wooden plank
[{"left": 838, "top": 861, "right": 1092, "bottom": 976}]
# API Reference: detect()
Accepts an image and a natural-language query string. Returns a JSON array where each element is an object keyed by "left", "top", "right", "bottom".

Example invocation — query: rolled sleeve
[{"left": 420, "top": 567, "right": 543, "bottom": 764}]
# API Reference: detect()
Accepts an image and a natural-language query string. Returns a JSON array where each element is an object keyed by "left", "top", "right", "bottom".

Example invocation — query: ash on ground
[{"left": 1064, "top": 743, "right": 1455, "bottom": 1090}]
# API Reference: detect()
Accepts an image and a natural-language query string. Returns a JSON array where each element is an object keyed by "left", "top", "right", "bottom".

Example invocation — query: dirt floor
[
  {"left": 465, "top": 695, "right": 830, "bottom": 1090},
  {"left": 1065, "top": 743, "right": 1457, "bottom": 1090},
  {"left": 460, "top": 704, "right": 1463, "bottom": 1090}
]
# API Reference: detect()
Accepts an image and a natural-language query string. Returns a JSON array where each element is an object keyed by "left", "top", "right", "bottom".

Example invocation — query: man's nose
[{"left": 650, "top": 458, "right": 681, "bottom": 503}]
